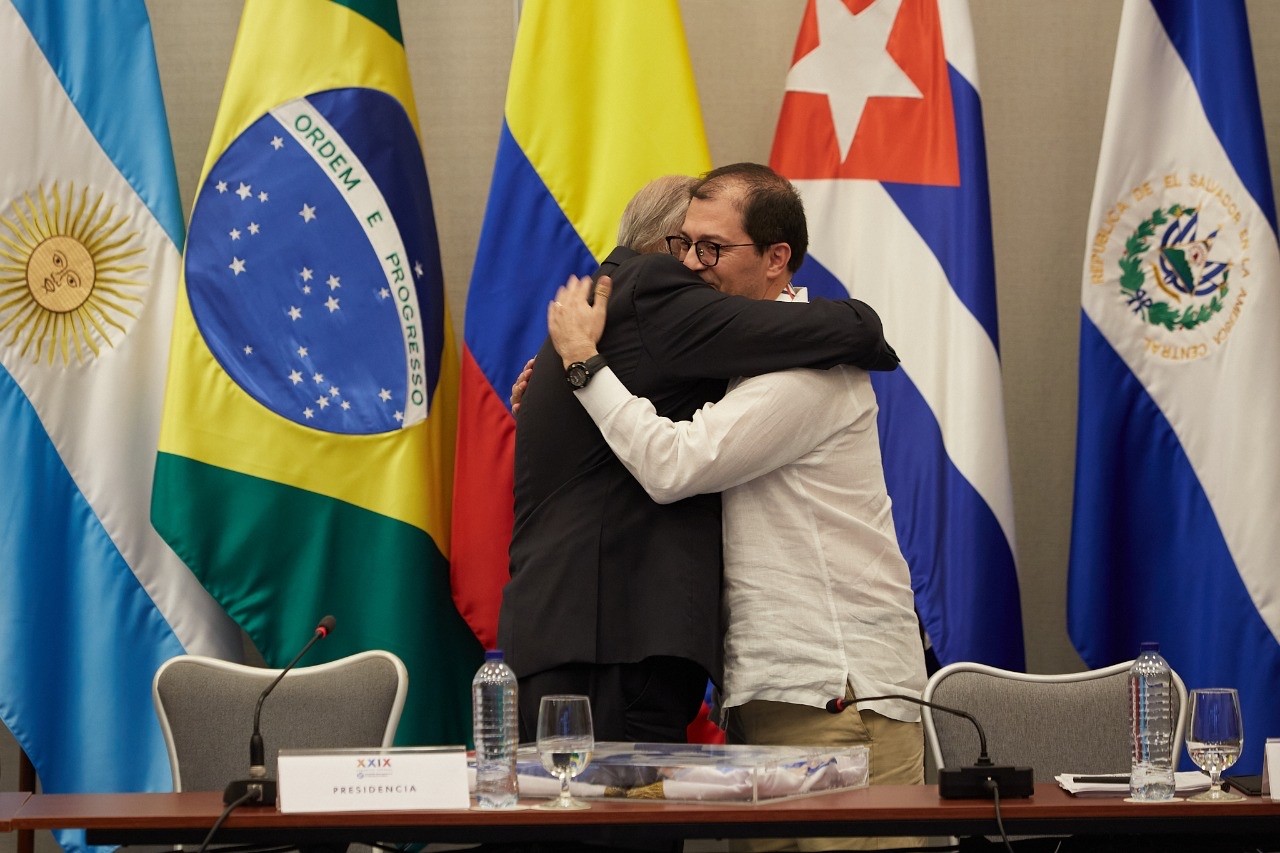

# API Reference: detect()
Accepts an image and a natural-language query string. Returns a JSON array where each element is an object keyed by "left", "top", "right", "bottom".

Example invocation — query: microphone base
[
  {"left": 223, "top": 778, "right": 278, "bottom": 806},
  {"left": 939, "top": 765, "right": 1034, "bottom": 799}
]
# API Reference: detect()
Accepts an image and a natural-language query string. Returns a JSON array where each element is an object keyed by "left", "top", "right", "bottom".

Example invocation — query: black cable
[
  {"left": 121, "top": 843, "right": 295, "bottom": 853},
  {"left": 844, "top": 840, "right": 957, "bottom": 845},
  {"left": 197, "top": 789, "right": 255, "bottom": 853},
  {"left": 984, "top": 778, "right": 1015, "bottom": 853}
]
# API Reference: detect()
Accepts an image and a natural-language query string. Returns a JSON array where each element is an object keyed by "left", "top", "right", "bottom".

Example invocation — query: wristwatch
[{"left": 565, "top": 354, "right": 608, "bottom": 389}]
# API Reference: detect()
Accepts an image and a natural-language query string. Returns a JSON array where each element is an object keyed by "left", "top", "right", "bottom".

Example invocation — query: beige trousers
[{"left": 724, "top": 689, "right": 925, "bottom": 851}]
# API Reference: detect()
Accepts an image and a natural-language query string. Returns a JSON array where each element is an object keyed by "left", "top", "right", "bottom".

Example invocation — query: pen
[{"left": 1072, "top": 775, "right": 1129, "bottom": 784}]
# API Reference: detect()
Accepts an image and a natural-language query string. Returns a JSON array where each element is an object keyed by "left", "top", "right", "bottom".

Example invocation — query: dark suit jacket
[{"left": 498, "top": 247, "right": 897, "bottom": 684}]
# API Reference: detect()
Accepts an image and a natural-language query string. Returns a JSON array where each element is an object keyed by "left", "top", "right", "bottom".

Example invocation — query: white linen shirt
[{"left": 575, "top": 288, "right": 926, "bottom": 723}]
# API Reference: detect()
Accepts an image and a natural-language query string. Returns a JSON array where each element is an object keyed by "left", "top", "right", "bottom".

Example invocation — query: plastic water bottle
[
  {"left": 472, "top": 649, "right": 519, "bottom": 808},
  {"left": 1129, "top": 642, "right": 1176, "bottom": 801}
]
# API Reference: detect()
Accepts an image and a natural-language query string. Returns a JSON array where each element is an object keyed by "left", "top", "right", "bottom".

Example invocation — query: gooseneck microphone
[
  {"left": 223, "top": 615, "right": 336, "bottom": 805},
  {"left": 826, "top": 693, "right": 992, "bottom": 764},
  {"left": 827, "top": 692, "right": 1033, "bottom": 799}
]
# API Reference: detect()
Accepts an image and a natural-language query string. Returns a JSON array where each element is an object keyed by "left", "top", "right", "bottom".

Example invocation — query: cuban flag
[
  {"left": 0, "top": 2, "right": 241, "bottom": 850},
  {"left": 771, "top": 0, "right": 1024, "bottom": 669},
  {"left": 1069, "top": 0, "right": 1280, "bottom": 774},
  {"left": 452, "top": 0, "right": 710, "bottom": 650}
]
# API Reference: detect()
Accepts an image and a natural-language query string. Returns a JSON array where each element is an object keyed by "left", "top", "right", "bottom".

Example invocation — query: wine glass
[
  {"left": 1186, "top": 688, "right": 1245, "bottom": 802},
  {"left": 535, "top": 694, "right": 594, "bottom": 810}
]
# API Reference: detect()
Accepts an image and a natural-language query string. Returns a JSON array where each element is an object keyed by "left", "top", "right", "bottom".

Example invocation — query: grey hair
[{"left": 616, "top": 175, "right": 697, "bottom": 254}]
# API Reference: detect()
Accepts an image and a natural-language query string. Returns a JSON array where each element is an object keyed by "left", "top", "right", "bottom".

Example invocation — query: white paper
[
  {"left": 1055, "top": 771, "right": 1211, "bottom": 796},
  {"left": 1265, "top": 738, "right": 1280, "bottom": 799}
]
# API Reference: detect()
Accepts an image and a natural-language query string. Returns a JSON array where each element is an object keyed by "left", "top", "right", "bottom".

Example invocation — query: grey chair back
[
  {"left": 922, "top": 660, "right": 1187, "bottom": 783},
  {"left": 152, "top": 650, "right": 408, "bottom": 792}
]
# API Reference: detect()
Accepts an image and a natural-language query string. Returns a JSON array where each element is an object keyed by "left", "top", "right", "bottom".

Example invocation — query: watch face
[{"left": 567, "top": 365, "right": 588, "bottom": 388}]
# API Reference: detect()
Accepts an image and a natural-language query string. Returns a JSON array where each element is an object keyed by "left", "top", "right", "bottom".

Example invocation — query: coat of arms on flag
[{"left": 1089, "top": 176, "right": 1247, "bottom": 361}]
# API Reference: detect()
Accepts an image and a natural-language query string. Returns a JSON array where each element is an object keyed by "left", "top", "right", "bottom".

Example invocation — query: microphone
[
  {"left": 827, "top": 692, "right": 1033, "bottom": 799},
  {"left": 223, "top": 615, "right": 336, "bottom": 805}
]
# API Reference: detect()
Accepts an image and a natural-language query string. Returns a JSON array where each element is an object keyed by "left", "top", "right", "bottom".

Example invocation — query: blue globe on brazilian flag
[
  {"left": 153, "top": 0, "right": 480, "bottom": 748},
  {"left": 185, "top": 88, "right": 444, "bottom": 434}
]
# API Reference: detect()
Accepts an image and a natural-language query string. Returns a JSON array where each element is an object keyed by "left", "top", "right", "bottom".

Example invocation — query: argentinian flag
[
  {"left": 1069, "top": 0, "right": 1280, "bottom": 774},
  {"left": 0, "top": 2, "right": 240, "bottom": 849}
]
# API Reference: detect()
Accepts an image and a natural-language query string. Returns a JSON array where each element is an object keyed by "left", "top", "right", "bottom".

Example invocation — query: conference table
[
  {"left": 10, "top": 784, "right": 1280, "bottom": 847},
  {"left": 1, "top": 792, "right": 31, "bottom": 832}
]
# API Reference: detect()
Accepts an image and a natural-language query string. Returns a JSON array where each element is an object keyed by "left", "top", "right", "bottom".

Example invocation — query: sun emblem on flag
[{"left": 0, "top": 183, "right": 145, "bottom": 365}]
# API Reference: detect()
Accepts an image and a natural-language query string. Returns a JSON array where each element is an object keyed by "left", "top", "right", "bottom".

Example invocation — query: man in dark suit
[{"left": 498, "top": 167, "right": 898, "bottom": 743}]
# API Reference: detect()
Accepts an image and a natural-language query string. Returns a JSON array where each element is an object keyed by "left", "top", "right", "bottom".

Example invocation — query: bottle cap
[
  {"left": 1140, "top": 641, "right": 1159, "bottom": 653},
  {"left": 485, "top": 649, "right": 504, "bottom": 661}
]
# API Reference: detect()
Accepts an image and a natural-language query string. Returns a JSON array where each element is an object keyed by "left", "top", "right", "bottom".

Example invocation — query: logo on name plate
[
  {"left": 1088, "top": 171, "right": 1251, "bottom": 363},
  {"left": 355, "top": 756, "right": 393, "bottom": 779}
]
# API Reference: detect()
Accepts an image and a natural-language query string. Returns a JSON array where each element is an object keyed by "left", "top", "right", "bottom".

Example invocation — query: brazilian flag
[{"left": 152, "top": 0, "right": 481, "bottom": 746}]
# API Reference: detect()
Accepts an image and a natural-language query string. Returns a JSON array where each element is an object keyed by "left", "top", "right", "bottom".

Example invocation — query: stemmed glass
[
  {"left": 1186, "top": 688, "right": 1245, "bottom": 802},
  {"left": 534, "top": 694, "right": 594, "bottom": 810}
]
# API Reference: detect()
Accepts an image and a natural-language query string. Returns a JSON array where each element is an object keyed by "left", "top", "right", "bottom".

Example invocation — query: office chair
[
  {"left": 152, "top": 650, "right": 408, "bottom": 792},
  {"left": 922, "top": 660, "right": 1188, "bottom": 783}
]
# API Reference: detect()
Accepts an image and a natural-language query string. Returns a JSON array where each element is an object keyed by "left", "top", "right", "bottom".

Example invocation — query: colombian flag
[
  {"left": 452, "top": 0, "right": 711, "bottom": 650},
  {"left": 152, "top": 0, "right": 481, "bottom": 746},
  {"left": 771, "top": 0, "right": 1024, "bottom": 669}
]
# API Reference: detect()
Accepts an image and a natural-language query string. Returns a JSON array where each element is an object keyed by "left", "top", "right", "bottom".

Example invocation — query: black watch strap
[{"left": 566, "top": 354, "right": 608, "bottom": 389}]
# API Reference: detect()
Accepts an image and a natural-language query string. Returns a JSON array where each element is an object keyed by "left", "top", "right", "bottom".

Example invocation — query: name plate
[
  {"left": 278, "top": 746, "right": 470, "bottom": 812},
  {"left": 1266, "top": 738, "right": 1279, "bottom": 799}
]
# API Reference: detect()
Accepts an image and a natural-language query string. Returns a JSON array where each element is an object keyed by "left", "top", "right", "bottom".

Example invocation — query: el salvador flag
[
  {"left": 771, "top": 0, "right": 1024, "bottom": 670},
  {"left": 1069, "top": 0, "right": 1280, "bottom": 774},
  {"left": 0, "top": 2, "right": 241, "bottom": 850}
]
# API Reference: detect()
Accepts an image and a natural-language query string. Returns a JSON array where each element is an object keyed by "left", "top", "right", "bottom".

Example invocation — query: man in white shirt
[{"left": 547, "top": 163, "right": 927, "bottom": 851}]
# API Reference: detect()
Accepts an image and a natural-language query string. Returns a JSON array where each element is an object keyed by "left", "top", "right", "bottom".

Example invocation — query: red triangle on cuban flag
[{"left": 770, "top": 0, "right": 958, "bottom": 186}]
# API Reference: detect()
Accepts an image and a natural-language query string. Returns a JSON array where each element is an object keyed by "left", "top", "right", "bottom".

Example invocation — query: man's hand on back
[
  {"left": 549, "top": 274, "right": 611, "bottom": 369},
  {"left": 510, "top": 357, "right": 535, "bottom": 415}
]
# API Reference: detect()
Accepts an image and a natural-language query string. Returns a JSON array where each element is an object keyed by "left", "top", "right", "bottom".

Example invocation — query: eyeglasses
[{"left": 665, "top": 236, "right": 758, "bottom": 267}]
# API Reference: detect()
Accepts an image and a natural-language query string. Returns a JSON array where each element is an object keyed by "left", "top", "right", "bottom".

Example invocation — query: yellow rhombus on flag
[{"left": 152, "top": 0, "right": 481, "bottom": 747}]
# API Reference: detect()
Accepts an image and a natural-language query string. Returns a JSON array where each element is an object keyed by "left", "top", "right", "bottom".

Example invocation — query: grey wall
[
  {"left": 5, "top": 4, "right": 1280, "bottom": 849},
  {"left": 141, "top": 0, "right": 1280, "bottom": 675},
  {"left": 145, "top": 0, "right": 1138, "bottom": 678}
]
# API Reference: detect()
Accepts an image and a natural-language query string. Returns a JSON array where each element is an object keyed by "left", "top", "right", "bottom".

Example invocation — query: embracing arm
[
  {"left": 624, "top": 254, "right": 899, "bottom": 378},
  {"left": 543, "top": 270, "right": 863, "bottom": 501},
  {"left": 575, "top": 366, "right": 856, "bottom": 503}
]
